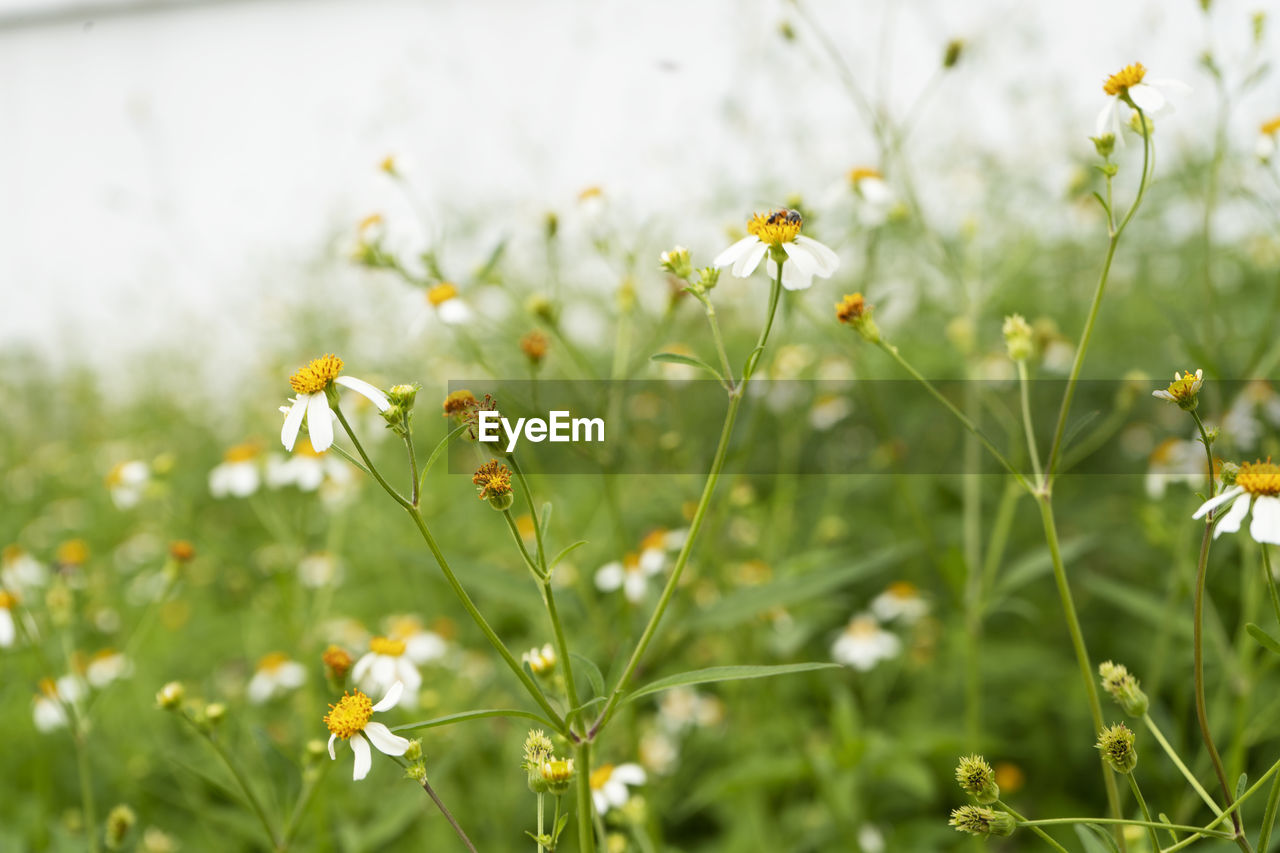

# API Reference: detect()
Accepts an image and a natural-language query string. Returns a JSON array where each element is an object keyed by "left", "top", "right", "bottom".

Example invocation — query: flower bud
[
  {"left": 522, "top": 643, "right": 557, "bottom": 676},
  {"left": 949, "top": 805, "right": 1016, "bottom": 838},
  {"left": 954, "top": 754, "right": 1000, "bottom": 804},
  {"left": 1098, "top": 661, "right": 1149, "bottom": 717},
  {"left": 942, "top": 38, "right": 964, "bottom": 69},
  {"left": 203, "top": 702, "right": 227, "bottom": 727},
  {"left": 169, "top": 540, "right": 196, "bottom": 563},
  {"left": 1096, "top": 723, "right": 1138, "bottom": 773},
  {"left": 104, "top": 804, "right": 137, "bottom": 850},
  {"left": 323, "top": 645, "right": 352, "bottom": 685},
  {"left": 541, "top": 758, "right": 575, "bottom": 795},
  {"left": 1002, "top": 314, "right": 1034, "bottom": 362},
  {"left": 520, "top": 331, "right": 550, "bottom": 366},
  {"left": 156, "top": 682, "right": 184, "bottom": 710},
  {"left": 659, "top": 246, "right": 693, "bottom": 281},
  {"left": 835, "top": 293, "right": 881, "bottom": 343},
  {"left": 1092, "top": 133, "right": 1116, "bottom": 159}
]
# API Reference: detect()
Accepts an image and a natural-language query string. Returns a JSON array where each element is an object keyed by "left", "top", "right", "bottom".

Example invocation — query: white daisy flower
[
  {"left": 1144, "top": 437, "right": 1207, "bottom": 500},
  {"left": 383, "top": 614, "right": 448, "bottom": 665},
  {"left": 0, "top": 589, "right": 17, "bottom": 647},
  {"left": 280, "top": 354, "right": 390, "bottom": 453},
  {"left": 589, "top": 762, "right": 646, "bottom": 814},
  {"left": 831, "top": 613, "right": 901, "bottom": 671},
  {"left": 870, "top": 582, "right": 929, "bottom": 624},
  {"left": 657, "top": 687, "right": 724, "bottom": 734},
  {"left": 247, "top": 652, "right": 307, "bottom": 704},
  {"left": 298, "top": 551, "right": 343, "bottom": 588},
  {"left": 323, "top": 681, "right": 412, "bottom": 781},
  {"left": 352, "top": 636, "right": 422, "bottom": 705},
  {"left": 411, "top": 282, "right": 473, "bottom": 333},
  {"left": 595, "top": 552, "right": 663, "bottom": 604},
  {"left": 848, "top": 167, "right": 895, "bottom": 226},
  {"left": 106, "top": 460, "right": 149, "bottom": 509},
  {"left": 1257, "top": 116, "right": 1280, "bottom": 162},
  {"left": 2, "top": 546, "right": 47, "bottom": 591},
  {"left": 714, "top": 209, "right": 840, "bottom": 291},
  {"left": 209, "top": 442, "right": 262, "bottom": 498},
  {"left": 1096, "top": 63, "right": 1190, "bottom": 144},
  {"left": 522, "top": 643, "right": 557, "bottom": 675},
  {"left": 1151, "top": 369, "right": 1203, "bottom": 410},
  {"left": 85, "top": 649, "right": 133, "bottom": 688},
  {"left": 33, "top": 675, "right": 85, "bottom": 733},
  {"left": 1192, "top": 460, "right": 1280, "bottom": 545},
  {"left": 265, "top": 444, "right": 351, "bottom": 493}
]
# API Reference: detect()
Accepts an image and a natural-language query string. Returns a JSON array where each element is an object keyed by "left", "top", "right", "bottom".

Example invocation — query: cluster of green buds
[
  {"left": 403, "top": 738, "right": 428, "bottom": 784},
  {"left": 660, "top": 245, "right": 719, "bottom": 295},
  {"left": 949, "top": 755, "right": 1015, "bottom": 838},
  {"left": 522, "top": 729, "right": 575, "bottom": 794},
  {"left": 1002, "top": 314, "right": 1034, "bottom": 362},
  {"left": 381, "top": 383, "right": 420, "bottom": 438},
  {"left": 1098, "top": 661, "right": 1149, "bottom": 717},
  {"left": 1096, "top": 723, "right": 1138, "bottom": 773}
]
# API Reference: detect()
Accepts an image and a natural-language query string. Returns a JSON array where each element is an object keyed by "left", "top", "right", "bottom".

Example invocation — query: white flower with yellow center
[
  {"left": 1192, "top": 460, "right": 1280, "bottom": 545},
  {"left": 1096, "top": 63, "right": 1190, "bottom": 143},
  {"left": 848, "top": 167, "right": 895, "bottom": 226},
  {"left": 0, "top": 590, "right": 17, "bottom": 647},
  {"left": 589, "top": 762, "right": 646, "bottom": 814},
  {"left": 247, "top": 652, "right": 307, "bottom": 704},
  {"left": 870, "top": 582, "right": 928, "bottom": 624},
  {"left": 831, "top": 613, "right": 901, "bottom": 671},
  {"left": 106, "top": 460, "right": 149, "bottom": 509},
  {"left": 1257, "top": 116, "right": 1280, "bottom": 162},
  {"left": 352, "top": 636, "right": 422, "bottom": 705},
  {"left": 714, "top": 209, "right": 840, "bottom": 291},
  {"left": 411, "top": 282, "right": 472, "bottom": 332},
  {"left": 324, "top": 682, "right": 411, "bottom": 781},
  {"left": 266, "top": 443, "right": 351, "bottom": 493},
  {"left": 86, "top": 649, "right": 133, "bottom": 688},
  {"left": 2, "top": 546, "right": 46, "bottom": 591},
  {"left": 595, "top": 552, "right": 662, "bottom": 604},
  {"left": 1145, "top": 437, "right": 1207, "bottom": 499},
  {"left": 384, "top": 614, "right": 448, "bottom": 665},
  {"left": 657, "top": 687, "right": 724, "bottom": 734},
  {"left": 280, "top": 354, "right": 390, "bottom": 453},
  {"left": 209, "top": 442, "right": 262, "bottom": 498},
  {"left": 33, "top": 675, "right": 85, "bottom": 733}
]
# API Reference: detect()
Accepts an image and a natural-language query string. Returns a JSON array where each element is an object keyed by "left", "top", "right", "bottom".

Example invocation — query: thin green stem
[
  {"left": 1128, "top": 773, "right": 1164, "bottom": 853},
  {"left": 1192, "top": 518, "right": 1250, "bottom": 849},
  {"left": 403, "top": 422, "right": 421, "bottom": 507},
  {"left": 1190, "top": 410, "right": 1217, "bottom": 500},
  {"left": 73, "top": 729, "right": 100, "bottom": 853},
  {"left": 420, "top": 777, "right": 478, "bottom": 853},
  {"left": 1018, "top": 818, "right": 1230, "bottom": 838},
  {"left": 997, "top": 800, "right": 1070, "bottom": 853},
  {"left": 537, "top": 792, "right": 545, "bottom": 852},
  {"left": 1143, "top": 713, "right": 1223, "bottom": 817},
  {"left": 589, "top": 271, "right": 783, "bottom": 737},
  {"left": 874, "top": 340, "right": 1029, "bottom": 491},
  {"left": 1261, "top": 546, "right": 1280, "bottom": 632},
  {"left": 510, "top": 456, "right": 548, "bottom": 575},
  {"left": 330, "top": 405, "right": 411, "bottom": 509},
  {"left": 1035, "top": 496, "right": 1127, "bottom": 840},
  {"left": 188, "top": 721, "right": 280, "bottom": 850},
  {"left": 576, "top": 741, "right": 595, "bottom": 853},
  {"left": 1016, "top": 360, "right": 1044, "bottom": 485},
  {"left": 1257, "top": 766, "right": 1280, "bottom": 853},
  {"left": 279, "top": 762, "right": 329, "bottom": 850},
  {"left": 542, "top": 581, "right": 581, "bottom": 730},
  {"left": 503, "top": 510, "right": 543, "bottom": 579},
  {"left": 703, "top": 301, "right": 735, "bottom": 387}
]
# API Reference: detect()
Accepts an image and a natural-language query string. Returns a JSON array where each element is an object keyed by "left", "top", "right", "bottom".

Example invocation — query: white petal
[
  {"left": 406, "top": 633, "right": 447, "bottom": 663},
  {"left": 352, "top": 652, "right": 374, "bottom": 684},
  {"left": 623, "top": 572, "right": 648, "bottom": 603},
  {"left": 437, "top": 299, "right": 472, "bottom": 325},
  {"left": 1250, "top": 496, "right": 1280, "bottom": 545},
  {"left": 327, "top": 733, "right": 337, "bottom": 760},
  {"left": 364, "top": 721, "right": 411, "bottom": 756},
  {"left": 372, "top": 680, "right": 404, "bottom": 712},
  {"left": 592, "top": 790, "right": 608, "bottom": 814},
  {"left": 350, "top": 733, "right": 372, "bottom": 780},
  {"left": 732, "top": 240, "right": 769, "bottom": 279},
  {"left": 793, "top": 236, "right": 840, "bottom": 276},
  {"left": 396, "top": 659, "right": 423, "bottom": 695},
  {"left": 1214, "top": 490, "right": 1252, "bottom": 538},
  {"left": 1127, "top": 84, "right": 1167, "bottom": 115},
  {"left": 603, "top": 778, "right": 629, "bottom": 807},
  {"left": 1148, "top": 77, "right": 1191, "bottom": 95},
  {"left": 713, "top": 235, "right": 760, "bottom": 269},
  {"left": 0, "top": 610, "right": 13, "bottom": 647},
  {"left": 335, "top": 376, "right": 391, "bottom": 411},
  {"left": 780, "top": 242, "right": 819, "bottom": 291},
  {"left": 306, "top": 393, "right": 335, "bottom": 452},
  {"left": 858, "top": 177, "right": 893, "bottom": 206},
  {"left": 595, "top": 563, "right": 624, "bottom": 591},
  {"left": 246, "top": 673, "right": 273, "bottom": 704},
  {"left": 1193, "top": 486, "right": 1244, "bottom": 520},
  {"left": 278, "top": 662, "right": 307, "bottom": 688},
  {"left": 611, "top": 763, "right": 646, "bottom": 785},
  {"left": 280, "top": 397, "right": 308, "bottom": 451},
  {"left": 1095, "top": 99, "right": 1120, "bottom": 140},
  {"left": 1152, "top": 390, "right": 1174, "bottom": 401},
  {"left": 639, "top": 548, "right": 665, "bottom": 575}
]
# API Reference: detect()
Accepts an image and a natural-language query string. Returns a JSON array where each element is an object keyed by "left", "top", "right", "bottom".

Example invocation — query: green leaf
[
  {"left": 1247, "top": 622, "right": 1280, "bottom": 656},
  {"left": 540, "top": 501, "right": 553, "bottom": 539},
  {"left": 624, "top": 663, "right": 839, "bottom": 703},
  {"left": 1076, "top": 823, "right": 1121, "bottom": 853},
  {"left": 992, "top": 536, "right": 1095, "bottom": 602},
  {"left": 418, "top": 423, "right": 468, "bottom": 494},
  {"left": 651, "top": 352, "right": 725, "bottom": 382},
  {"left": 391, "top": 708, "right": 558, "bottom": 733},
  {"left": 569, "top": 653, "right": 605, "bottom": 699},
  {"left": 568, "top": 696, "right": 605, "bottom": 717},
  {"left": 549, "top": 540, "right": 588, "bottom": 571},
  {"left": 1084, "top": 574, "right": 1190, "bottom": 638},
  {"left": 1238, "top": 771, "right": 1249, "bottom": 802}
]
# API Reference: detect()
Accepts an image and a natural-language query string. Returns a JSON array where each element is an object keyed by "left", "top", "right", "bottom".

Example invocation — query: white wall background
[{"left": 1, "top": 0, "right": 1276, "bottom": 384}]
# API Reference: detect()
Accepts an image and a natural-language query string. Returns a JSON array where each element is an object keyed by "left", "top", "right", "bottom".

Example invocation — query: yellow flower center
[
  {"left": 0, "top": 590, "right": 17, "bottom": 609},
  {"left": 1237, "top": 460, "right": 1280, "bottom": 497},
  {"left": 1262, "top": 116, "right": 1280, "bottom": 136},
  {"left": 386, "top": 616, "right": 423, "bottom": 639},
  {"left": 590, "top": 764, "right": 615, "bottom": 790},
  {"left": 835, "top": 293, "right": 868, "bottom": 324},
  {"left": 257, "top": 651, "right": 290, "bottom": 672},
  {"left": 289, "top": 354, "right": 344, "bottom": 395},
  {"left": 886, "top": 581, "right": 918, "bottom": 599},
  {"left": 322, "top": 645, "right": 352, "bottom": 677},
  {"left": 1103, "top": 63, "right": 1146, "bottom": 96},
  {"left": 379, "top": 155, "right": 397, "bottom": 174},
  {"left": 324, "top": 690, "right": 372, "bottom": 740},
  {"left": 847, "top": 167, "right": 881, "bottom": 185},
  {"left": 578, "top": 186, "right": 604, "bottom": 202},
  {"left": 542, "top": 759, "right": 574, "bottom": 782},
  {"left": 473, "top": 460, "right": 513, "bottom": 499},
  {"left": 223, "top": 442, "right": 260, "bottom": 463},
  {"left": 639, "top": 529, "right": 667, "bottom": 551},
  {"left": 358, "top": 213, "right": 383, "bottom": 233},
  {"left": 427, "top": 282, "right": 459, "bottom": 306},
  {"left": 369, "top": 636, "right": 407, "bottom": 656},
  {"left": 56, "top": 539, "right": 89, "bottom": 566},
  {"left": 746, "top": 210, "right": 803, "bottom": 246},
  {"left": 38, "top": 677, "right": 58, "bottom": 698},
  {"left": 846, "top": 615, "right": 880, "bottom": 637},
  {"left": 1164, "top": 369, "right": 1200, "bottom": 402},
  {"left": 105, "top": 462, "right": 132, "bottom": 487}
]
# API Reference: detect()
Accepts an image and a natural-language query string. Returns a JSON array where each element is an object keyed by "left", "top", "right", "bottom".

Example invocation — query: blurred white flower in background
[
  {"left": 870, "top": 582, "right": 929, "bottom": 624},
  {"left": 1144, "top": 437, "right": 1207, "bottom": 499},
  {"left": 247, "top": 652, "right": 307, "bottom": 704},
  {"left": 209, "top": 442, "right": 263, "bottom": 498},
  {"left": 86, "top": 649, "right": 133, "bottom": 688},
  {"left": 352, "top": 635, "right": 422, "bottom": 705},
  {"left": 589, "top": 762, "right": 646, "bottom": 814},
  {"left": 831, "top": 613, "right": 901, "bottom": 671},
  {"left": 106, "top": 460, "right": 149, "bottom": 509}
]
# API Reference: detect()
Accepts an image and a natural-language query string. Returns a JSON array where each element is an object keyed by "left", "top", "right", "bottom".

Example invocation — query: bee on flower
[
  {"left": 831, "top": 613, "right": 901, "bottom": 671},
  {"left": 208, "top": 442, "right": 263, "bottom": 498},
  {"left": 1193, "top": 459, "right": 1280, "bottom": 544},
  {"left": 105, "top": 460, "right": 149, "bottom": 509},
  {"left": 323, "top": 682, "right": 412, "bottom": 781},
  {"left": 1096, "top": 62, "right": 1190, "bottom": 143},
  {"left": 280, "top": 354, "right": 390, "bottom": 453},
  {"left": 247, "top": 652, "right": 307, "bottom": 704},
  {"left": 589, "top": 762, "right": 646, "bottom": 815},
  {"left": 714, "top": 209, "right": 840, "bottom": 291}
]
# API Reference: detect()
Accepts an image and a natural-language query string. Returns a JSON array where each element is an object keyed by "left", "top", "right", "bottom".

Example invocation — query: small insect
[{"left": 764, "top": 209, "right": 802, "bottom": 227}]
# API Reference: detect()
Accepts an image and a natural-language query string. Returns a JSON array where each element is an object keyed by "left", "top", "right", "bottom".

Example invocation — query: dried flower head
[
  {"left": 1096, "top": 723, "right": 1138, "bottom": 773},
  {"left": 955, "top": 754, "right": 1000, "bottom": 804}
]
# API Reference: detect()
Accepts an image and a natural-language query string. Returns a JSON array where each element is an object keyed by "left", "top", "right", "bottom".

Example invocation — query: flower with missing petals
[
  {"left": 714, "top": 209, "right": 839, "bottom": 291},
  {"left": 324, "top": 682, "right": 411, "bottom": 781},
  {"left": 280, "top": 355, "right": 390, "bottom": 452},
  {"left": 1152, "top": 369, "right": 1203, "bottom": 411}
]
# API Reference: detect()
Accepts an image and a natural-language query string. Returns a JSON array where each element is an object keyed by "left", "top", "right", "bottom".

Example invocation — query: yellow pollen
[
  {"left": 369, "top": 636, "right": 407, "bottom": 656},
  {"left": 746, "top": 209, "right": 802, "bottom": 246},
  {"left": 1237, "top": 460, "right": 1280, "bottom": 497},
  {"left": 590, "top": 764, "right": 615, "bottom": 790},
  {"left": 578, "top": 186, "right": 604, "bottom": 202},
  {"left": 357, "top": 213, "right": 383, "bottom": 233},
  {"left": 835, "top": 293, "right": 868, "bottom": 324},
  {"left": 324, "top": 690, "right": 373, "bottom": 740},
  {"left": 1262, "top": 117, "right": 1280, "bottom": 136},
  {"left": 0, "top": 590, "right": 16, "bottom": 609},
  {"left": 473, "top": 460, "right": 513, "bottom": 499},
  {"left": 848, "top": 167, "right": 882, "bottom": 184},
  {"left": 1163, "top": 369, "right": 1201, "bottom": 401},
  {"left": 257, "top": 652, "right": 291, "bottom": 672},
  {"left": 427, "top": 282, "right": 459, "bottom": 306},
  {"left": 1103, "top": 63, "right": 1146, "bottom": 96},
  {"left": 379, "top": 155, "right": 397, "bottom": 174},
  {"left": 223, "top": 442, "right": 260, "bottom": 463},
  {"left": 886, "top": 581, "right": 918, "bottom": 599},
  {"left": 846, "top": 615, "right": 880, "bottom": 637},
  {"left": 294, "top": 438, "right": 324, "bottom": 457},
  {"left": 322, "top": 645, "right": 352, "bottom": 677},
  {"left": 289, "top": 354, "right": 344, "bottom": 395},
  {"left": 105, "top": 462, "right": 130, "bottom": 487},
  {"left": 443, "top": 389, "right": 477, "bottom": 416}
]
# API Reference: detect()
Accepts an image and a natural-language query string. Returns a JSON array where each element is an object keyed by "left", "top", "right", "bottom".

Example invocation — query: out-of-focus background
[{"left": 2, "top": 0, "right": 1275, "bottom": 384}]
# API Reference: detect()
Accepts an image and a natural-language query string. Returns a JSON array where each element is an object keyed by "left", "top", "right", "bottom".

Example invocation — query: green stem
[
  {"left": 537, "top": 792, "right": 545, "bottom": 853},
  {"left": 576, "top": 741, "right": 595, "bottom": 853},
  {"left": 1257, "top": 766, "right": 1280, "bottom": 853},
  {"left": 1190, "top": 410, "right": 1217, "bottom": 500},
  {"left": 189, "top": 722, "right": 280, "bottom": 850},
  {"left": 1035, "top": 496, "right": 1127, "bottom": 842},
  {"left": 589, "top": 270, "right": 784, "bottom": 737},
  {"left": 542, "top": 580, "right": 582, "bottom": 730},
  {"left": 1261, "top": 546, "right": 1280, "bottom": 632},
  {"left": 1017, "top": 818, "right": 1230, "bottom": 838},
  {"left": 503, "top": 510, "right": 543, "bottom": 579},
  {"left": 1143, "top": 713, "right": 1223, "bottom": 817},
  {"left": 510, "top": 456, "right": 548, "bottom": 576},
  {"left": 403, "top": 422, "right": 421, "bottom": 507},
  {"left": 279, "top": 763, "right": 329, "bottom": 851},
  {"left": 1016, "top": 360, "right": 1044, "bottom": 485},
  {"left": 73, "top": 729, "right": 100, "bottom": 853},
  {"left": 702, "top": 298, "right": 735, "bottom": 387},
  {"left": 1192, "top": 518, "right": 1250, "bottom": 849},
  {"left": 997, "top": 800, "right": 1070, "bottom": 853},
  {"left": 1128, "top": 773, "right": 1163, "bottom": 853},
  {"left": 330, "top": 405, "right": 411, "bottom": 509},
  {"left": 420, "top": 777, "right": 478, "bottom": 853}
]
